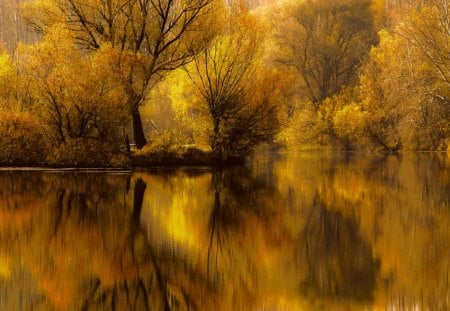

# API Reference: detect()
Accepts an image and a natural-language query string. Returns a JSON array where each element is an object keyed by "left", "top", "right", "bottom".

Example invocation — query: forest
[{"left": 0, "top": 0, "right": 449, "bottom": 167}]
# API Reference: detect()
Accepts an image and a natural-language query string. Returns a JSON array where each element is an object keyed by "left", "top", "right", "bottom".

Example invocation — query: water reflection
[
  {"left": 300, "top": 200, "right": 379, "bottom": 302},
  {"left": 0, "top": 153, "right": 448, "bottom": 310}
]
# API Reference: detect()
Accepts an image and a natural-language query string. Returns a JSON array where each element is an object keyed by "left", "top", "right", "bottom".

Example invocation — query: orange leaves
[
  {"left": 0, "top": 111, "right": 48, "bottom": 165},
  {"left": 18, "top": 26, "right": 129, "bottom": 145},
  {"left": 332, "top": 103, "right": 367, "bottom": 143},
  {"left": 275, "top": 0, "right": 376, "bottom": 103},
  {"left": 399, "top": 1, "right": 450, "bottom": 85},
  {"left": 19, "top": 0, "right": 65, "bottom": 32}
]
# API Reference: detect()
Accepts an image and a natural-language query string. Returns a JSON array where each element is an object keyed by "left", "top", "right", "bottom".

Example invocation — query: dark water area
[{"left": 0, "top": 153, "right": 448, "bottom": 310}]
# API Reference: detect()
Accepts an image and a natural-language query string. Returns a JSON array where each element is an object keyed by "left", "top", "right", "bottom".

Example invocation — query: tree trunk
[
  {"left": 132, "top": 178, "right": 147, "bottom": 223},
  {"left": 132, "top": 108, "right": 147, "bottom": 149},
  {"left": 212, "top": 118, "right": 221, "bottom": 162}
]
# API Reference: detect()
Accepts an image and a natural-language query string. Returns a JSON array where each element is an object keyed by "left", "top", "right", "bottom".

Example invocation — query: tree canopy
[{"left": 0, "top": 0, "right": 448, "bottom": 167}]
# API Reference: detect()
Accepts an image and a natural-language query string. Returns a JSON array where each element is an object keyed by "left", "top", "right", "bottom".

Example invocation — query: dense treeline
[
  {"left": 0, "top": 0, "right": 448, "bottom": 166},
  {"left": 276, "top": 0, "right": 449, "bottom": 152}
]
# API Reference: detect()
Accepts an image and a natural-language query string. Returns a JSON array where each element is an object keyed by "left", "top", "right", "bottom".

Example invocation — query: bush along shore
[{"left": 0, "top": 137, "right": 247, "bottom": 168}]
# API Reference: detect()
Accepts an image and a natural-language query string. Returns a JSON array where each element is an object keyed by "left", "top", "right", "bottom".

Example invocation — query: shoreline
[
  {"left": 0, "top": 166, "right": 215, "bottom": 172},
  {"left": 0, "top": 150, "right": 447, "bottom": 172}
]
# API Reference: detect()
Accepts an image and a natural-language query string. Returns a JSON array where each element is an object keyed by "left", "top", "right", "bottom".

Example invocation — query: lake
[{"left": 0, "top": 153, "right": 448, "bottom": 310}]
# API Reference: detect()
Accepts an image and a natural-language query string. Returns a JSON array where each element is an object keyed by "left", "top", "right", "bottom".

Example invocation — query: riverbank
[
  {"left": 0, "top": 145, "right": 246, "bottom": 169},
  {"left": 1, "top": 145, "right": 448, "bottom": 169}
]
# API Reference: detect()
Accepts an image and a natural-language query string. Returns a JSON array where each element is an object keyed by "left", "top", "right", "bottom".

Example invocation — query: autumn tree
[
  {"left": 359, "top": 1, "right": 449, "bottom": 152},
  {"left": 397, "top": 0, "right": 450, "bottom": 85},
  {"left": 22, "top": 0, "right": 216, "bottom": 149},
  {"left": 374, "top": 0, "right": 431, "bottom": 29},
  {"left": 0, "top": 51, "right": 19, "bottom": 109},
  {"left": 276, "top": 0, "right": 377, "bottom": 104},
  {"left": 187, "top": 7, "right": 280, "bottom": 162},
  {"left": 0, "top": 51, "right": 47, "bottom": 165},
  {"left": 19, "top": 26, "right": 130, "bottom": 161}
]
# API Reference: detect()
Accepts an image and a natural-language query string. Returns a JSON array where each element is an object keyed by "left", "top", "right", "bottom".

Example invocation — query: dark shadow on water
[{"left": 301, "top": 197, "right": 379, "bottom": 302}]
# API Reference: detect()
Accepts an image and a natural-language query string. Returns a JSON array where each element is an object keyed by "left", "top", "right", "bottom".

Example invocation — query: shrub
[
  {"left": 132, "top": 142, "right": 212, "bottom": 167},
  {"left": 0, "top": 112, "right": 48, "bottom": 166},
  {"left": 47, "top": 138, "right": 130, "bottom": 168}
]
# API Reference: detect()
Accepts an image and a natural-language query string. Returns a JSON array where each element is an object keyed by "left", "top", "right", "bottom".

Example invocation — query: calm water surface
[{"left": 0, "top": 153, "right": 448, "bottom": 310}]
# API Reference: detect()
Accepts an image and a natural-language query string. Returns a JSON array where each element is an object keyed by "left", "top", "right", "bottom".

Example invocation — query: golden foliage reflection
[{"left": 0, "top": 154, "right": 448, "bottom": 309}]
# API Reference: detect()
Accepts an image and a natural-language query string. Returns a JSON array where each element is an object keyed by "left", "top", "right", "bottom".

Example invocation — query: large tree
[
  {"left": 359, "top": 1, "right": 449, "bottom": 151},
  {"left": 23, "top": 0, "right": 215, "bottom": 148},
  {"left": 19, "top": 26, "right": 129, "bottom": 147},
  {"left": 187, "top": 8, "right": 280, "bottom": 162},
  {"left": 397, "top": 0, "right": 450, "bottom": 85},
  {"left": 276, "top": 0, "right": 377, "bottom": 104}
]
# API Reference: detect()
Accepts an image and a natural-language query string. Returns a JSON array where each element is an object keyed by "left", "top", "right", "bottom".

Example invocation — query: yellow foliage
[
  {"left": 19, "top": 0, "right": 65, "bottom": 30},
  {"left": 276, "top": 102, "right": 324, "bottom": 150},
  {"left": 19, "top": 25, "right": 129, "bottom": 147},
  {"left": 359, "top": 21, "right": 448, "bottom": 151},
  {"left": 0, "top": 52, "right": 21, "bottom": 111},
  {"left": 0, "top": 53, "right": 12, "bottom": 76},
  {"left": 0, "top": 111, "right": 48, "bottom": 165},
  {"left": 333, "top": 104, "right": 367, "bottom": 142},
  {"left": 371, "top": 0, "right": 386, "bottom": 28}
]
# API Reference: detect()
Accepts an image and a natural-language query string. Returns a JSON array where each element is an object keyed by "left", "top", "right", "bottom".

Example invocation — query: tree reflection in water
[
  {"left": 301, "top": 198, "right": 379, "bottom": 301},
  {"left": 0, "top": 153, "right": 448, "bottom": 310},
  {"left": 0, "top": 173, "right": 201, "bottom": 310},
  {"left": 207, "top": 168, "right": 268, "bottom": 291}
]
